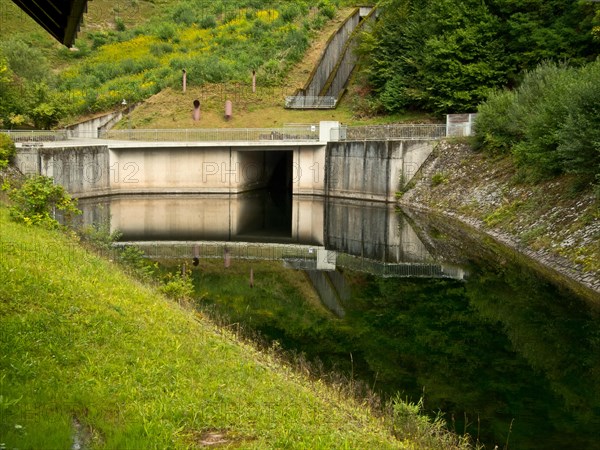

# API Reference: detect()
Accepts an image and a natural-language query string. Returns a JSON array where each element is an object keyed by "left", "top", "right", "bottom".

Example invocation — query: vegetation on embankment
[
  {"left": 0, "top": 203, "right": 475, "bottom": 449},
  {"left": 0, "top": 0, "right": 355, "bottom": 129},
  {"left": 401, "top": 58, "right": 600, "bottom": 296},
  {"left": 356, "top": 0, "right": 599, "bottom": 115},
  {"left": 399, "top": 139, "right": 600, "bottom": 296}
]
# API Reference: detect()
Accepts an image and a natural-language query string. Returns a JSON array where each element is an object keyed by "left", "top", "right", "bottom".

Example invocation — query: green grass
[{"left": 0, "top": 205, "right": 412, "bottom": 449}]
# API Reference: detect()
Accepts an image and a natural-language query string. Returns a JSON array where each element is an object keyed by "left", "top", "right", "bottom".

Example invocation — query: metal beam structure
[{"left": 11, "top": 0, "right": 88, "bottom": 47}]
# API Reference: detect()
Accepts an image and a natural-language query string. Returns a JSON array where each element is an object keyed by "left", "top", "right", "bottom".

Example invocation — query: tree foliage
[
  {"left": 0, "top": 133, "right": 16, "bottom": 169},
  {"left": 358, "top": 0, "right": 599, "bottom": 115},
  {"left": 474, "top": 60, "right": 600, "bottom": 184}
]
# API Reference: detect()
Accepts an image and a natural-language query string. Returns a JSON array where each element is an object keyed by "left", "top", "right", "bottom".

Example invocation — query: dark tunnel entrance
[{"left": 236, "top": 150, "right": 293, "bottom": 241}]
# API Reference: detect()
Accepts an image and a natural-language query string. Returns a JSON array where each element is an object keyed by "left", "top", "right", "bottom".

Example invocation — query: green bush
[
  {"left": 198, "top": 15, "right": 217, "bottom": 29},
  {"left": 319, "top": 3, "right": 336, "bottom": 20},
  {"left": 390, "top": 396, "right": 471, "bottom": 449},
  {"left": 358, "top": 0, "right": 598, "bottom": 115},
  {"left": 118, "top": 245, "right": 157, "bottom": 281},
  {"left": 3, "top": 175, "right": 81, "bottom": 228},
  {"left": 155, "top": 23, "right": 177, "bottom": 41},
  {"left": 115, "top": 17, "right": 126, "bottom": 32},
  {"left": 0, "top": 38, "right": 51, "bottom": 83},
  {"left": 0, "top": 133, "right": 16, "bottom": 169},
  {"left": 160, "top": 270, "right": 195, "bottom": 302},
  {"left": 475, "top": 60, "right": 600, "bottom": 184},
  {"left": 473, "top": 89, "right": 518, "bottom": 154},
  {"left": 281, "top": 4, "right": 302, "bottom": 23},
  {"left": 171, "top": 3, "right": 197, "bottom": 26}
]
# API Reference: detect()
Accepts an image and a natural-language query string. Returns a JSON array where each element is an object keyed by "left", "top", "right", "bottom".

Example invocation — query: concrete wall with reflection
[{"left": 325, "top": 198, "right": 432, "bottom": 263}]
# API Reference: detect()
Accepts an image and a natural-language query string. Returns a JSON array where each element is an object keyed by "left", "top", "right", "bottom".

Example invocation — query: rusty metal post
[
  {"left": 192, "top": 99, "right": 200, "bottom": 121},
  {"left": 224, "top": 100, "right": 233, "bottom": 120}
]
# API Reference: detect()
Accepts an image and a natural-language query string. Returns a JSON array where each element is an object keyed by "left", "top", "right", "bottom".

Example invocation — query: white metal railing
[
  {"left": 332, "top": 124, "right": 447, "bottom": 141},
  {"left": 284, "top": 96, "right": 337, "bottom": 109},
  {"left": 1, "top": 129, "right": 68, "bottom": 142},
  {"left": 99, "top": 127, "right": 320, "bottom": 142}
]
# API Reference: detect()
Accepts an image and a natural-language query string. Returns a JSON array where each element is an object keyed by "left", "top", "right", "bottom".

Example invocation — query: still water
[{"left": 78, "top": 192, "right": 600, "bottom": 450}]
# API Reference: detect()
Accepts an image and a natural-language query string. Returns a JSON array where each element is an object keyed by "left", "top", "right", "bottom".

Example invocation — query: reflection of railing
[
  {"left": 333, "top": 124, "right": 447, "bottom": 141},
  {"left": 116, "top": 241, "right": 319, "bottom": 262},
  {"left": 1, "top": 129, "right": 68, "bottom": 142},
  {"left": 336, "top": 253, "right": 465, "bottom": 279},
  {"left": 99, "top": 127, "right": 320, "bottom": 142},
  {"left": 116, "top": 241, "right": 465, "bottom": 280}
]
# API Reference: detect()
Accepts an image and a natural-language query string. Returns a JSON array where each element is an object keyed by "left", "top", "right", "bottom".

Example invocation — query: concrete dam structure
[{"left": 14, "top": 122, "right": 438, "bottom": 202}]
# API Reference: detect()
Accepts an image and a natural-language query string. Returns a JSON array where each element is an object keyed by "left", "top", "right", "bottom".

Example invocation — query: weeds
[
  {"left": 390, "top": 395, "right": 473, "bottom": 450},
  {"left": 431, "top": 172, "right": 449, "bottom": 187}
]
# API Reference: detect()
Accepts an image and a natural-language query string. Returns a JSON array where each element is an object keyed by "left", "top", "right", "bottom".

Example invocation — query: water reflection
[{"left": 77, "top": 194, "right": 600, "bottom": 450}]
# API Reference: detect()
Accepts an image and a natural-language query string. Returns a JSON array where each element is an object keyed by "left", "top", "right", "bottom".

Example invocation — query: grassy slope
[
  {"left": 106, "top": 7, "right": 434, "bottom": 129},
  {"left": 0, "top": 206, "right": 407, "bottom": 449}
]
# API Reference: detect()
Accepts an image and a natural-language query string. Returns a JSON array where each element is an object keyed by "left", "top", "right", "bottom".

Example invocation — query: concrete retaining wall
[
  {"left": 323, "top": 8, "right": 377, "bottom": 99},
  {"left": 37, "top": 146, "right": 111, "bottom": 196},
  {"left": 66, "top": 110, "right": 125, "bottom": 138},
  {"left": 325, "top": 140, "right": 435, "bottom": 202},
  {"left": 303, "top": 10, "right": 361, "bottom": 97}
]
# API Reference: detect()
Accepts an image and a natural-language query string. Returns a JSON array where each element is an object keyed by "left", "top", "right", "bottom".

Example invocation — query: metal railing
[
  {"left": 333, "top": 124, "right": 447, "bottom": 141},
  {"left": 1, "top": 129, "right": 68, "bottom": 142},
  {"left": 99, "top": 126, "right": 320, "bottom": 142},
  {"left": 284, "top": 96, "right": 337, "bottom": 109}
]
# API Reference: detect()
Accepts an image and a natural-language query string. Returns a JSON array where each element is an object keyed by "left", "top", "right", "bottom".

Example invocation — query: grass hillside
[
  {"left": 0, "top": 205, "right": 414, "bottom": 449},
  {"left": 1, "top": 0, "right": 432, "bottom": 129}
]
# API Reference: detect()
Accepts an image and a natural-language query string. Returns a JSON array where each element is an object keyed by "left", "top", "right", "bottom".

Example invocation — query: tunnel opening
[{"left": 235, "top": 150, "right": 293, "bottom": 241}]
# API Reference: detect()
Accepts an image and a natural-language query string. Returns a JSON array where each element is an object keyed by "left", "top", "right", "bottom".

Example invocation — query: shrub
[
  {"left": 198, "top": 15, "right": 217, "bottom": 29},
  {"left": 160, "top": 270, "right": 195, "bottom": 302},
  {"left": 431, "top": 172, "right": 448, "bottom": 186},
  {"left": 30, "top": 101, "right": 65, "bottom": 129},
  {"left": 118, "top": 245, "right": 157, "bottom": 281},
  {"left": 390, "top": 396, "right": 471, "bottom": 449},
  {"left": 172, "top": 4, "right": 196, "bottom": 26},
  {"left": 0, "top": 38, "right": 51, "bottom": 83},
  {"left": 476, "top": 60, "right": 600, "bottom": 184},
  {"left": 0, "top": 133, "right": 16, "bottom": 169},
  {"left": 319, "top": 3, "right": 336, "bottom": 20},
  {"left": 280, "top": 4, "right": 301, "bottom": 23},
  {"left": 473, "top": 89, "right": 519, "bottom": 154},
  {"left": 149, "top": 42, "right": 174, "bottom": 57},
  {"left": 3, "top": 175, "right": 81, "bottom": 228},
  {"left": 156, "top": 23, "right": 177, "bottom": 41}
]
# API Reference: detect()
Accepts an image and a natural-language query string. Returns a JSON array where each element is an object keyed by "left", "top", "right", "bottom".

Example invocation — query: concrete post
[{"left": 319, "top": 121, "right": 340, "bottom": 142}]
